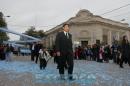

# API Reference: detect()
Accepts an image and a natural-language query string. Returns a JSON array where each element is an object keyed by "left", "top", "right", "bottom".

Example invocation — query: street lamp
[
  {"left": 5, "top": 16, "right": 10, "bottom": 17},
  {"left": 0, "top": 12, "right": 10, "bottom": 19},
  {"left": 3, "top": 15, "right": 11, "bottom": 20},
  {"left": 121, "top": 19, "right": 125, "bottom": 21}
]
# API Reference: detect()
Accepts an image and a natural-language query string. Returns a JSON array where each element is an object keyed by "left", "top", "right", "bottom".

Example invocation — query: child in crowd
[
  {"left": 99, "top": 46, "right": 104, "bottom": 62},
  {"left": 39, "top": 47, "right": 51, "bottom": 70}
]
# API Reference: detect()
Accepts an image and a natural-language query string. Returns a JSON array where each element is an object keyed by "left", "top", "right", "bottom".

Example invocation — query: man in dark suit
[
  {"left": 55, "top": 23, "right": 74, "bottom": 80},
  {"left": 30, "top": 42, "right": 42, "bottom": 63},
  {"left": 30, "top": 42, "right": 36, "bottom": 61}
]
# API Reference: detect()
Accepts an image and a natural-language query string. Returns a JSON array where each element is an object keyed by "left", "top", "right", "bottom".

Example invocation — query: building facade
[{"left": 44, "top": 9, "right": 130, "bottom": 48}]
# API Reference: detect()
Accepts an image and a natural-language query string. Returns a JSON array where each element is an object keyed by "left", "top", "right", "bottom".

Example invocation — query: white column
[
  {"left": 46, "top": 37, "right": 49, "bottom": 48},
  {"left": 93, "top": 31, "right": 96, "bottom": 44},
  {"left": 116, "top": 32, "right": 120, "bottom": 41},
  {"left": 108, "top": 30, "right": 112, "bottom": 45},
  {"left": 50, "top": 36, "right": 53, "bottom": 47},
  {"left": 98, "top": 29, "right": 103, "bottom": 44},
  {"left": 126, "top": 31, "right": 130, "bottom": 41},
  {"left": 91, "top": 31, "right": 93, "bottom": 45},
  {"left": 95, "top": 29, "right": 103, "bottom": 44}
]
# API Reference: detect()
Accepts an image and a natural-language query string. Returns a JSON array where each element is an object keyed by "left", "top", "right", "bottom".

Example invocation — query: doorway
[{"left": 81, "top": 41, "right": 88, "bottom": 47}]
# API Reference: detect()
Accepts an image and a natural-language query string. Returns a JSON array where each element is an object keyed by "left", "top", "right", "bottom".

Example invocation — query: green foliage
[
  {"left": 38, "top": 30, "right": 45, "bottom": 38},
  {"left": 0, "top": 12, "right": 9, "bottom": 43},
  {"left": 25, "top": 26, "right": 45, "bottom": 38}
]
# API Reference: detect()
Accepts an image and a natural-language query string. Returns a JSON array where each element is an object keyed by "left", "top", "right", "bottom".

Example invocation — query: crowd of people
[
  {"left": 1, "top": 35, "right": 130, "bottom": 69},
  {"left": 0, "top": 43, "right": 33, "bottom": 60},
  {"left": 0, "top": 44, "right": 14, "bottom": 61},
  {"left": 73, "top": 35, "right": 130, "bottom": 68}
]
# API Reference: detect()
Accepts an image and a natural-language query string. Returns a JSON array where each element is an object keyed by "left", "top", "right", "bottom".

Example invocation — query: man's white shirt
[{"left": 64, "top": 31, "right": 69, "bottom": 38}]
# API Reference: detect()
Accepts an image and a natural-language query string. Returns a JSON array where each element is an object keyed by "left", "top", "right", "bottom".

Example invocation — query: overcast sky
[{"left": 0, "top": 0, "right": 130, "bottom": 40}]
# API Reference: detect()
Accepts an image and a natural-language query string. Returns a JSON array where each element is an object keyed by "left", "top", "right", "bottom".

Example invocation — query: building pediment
[
  {"left": 66, "top": 9, "right": 129, "bottom": 29},
  {"left": 66, "top": 9, "right": 93, "bottom": 23},
  {"left": 45, "top": 9, "right": 130, "bottom": 35},
  {"left": 76, "top": 9, "right": 93, "bottom": 17}
]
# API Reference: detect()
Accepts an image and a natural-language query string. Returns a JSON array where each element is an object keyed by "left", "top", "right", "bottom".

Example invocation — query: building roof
[{"left": 45, "top": 9, "right": 130, "bottom": 35}]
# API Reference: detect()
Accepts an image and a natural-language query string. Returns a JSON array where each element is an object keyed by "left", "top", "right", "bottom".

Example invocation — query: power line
[
  {"left": 108, "top": 11, "right": 130, "bottom": 18},
  {"left": 100, "top": 4, "right": 130, "bottom": 16}
]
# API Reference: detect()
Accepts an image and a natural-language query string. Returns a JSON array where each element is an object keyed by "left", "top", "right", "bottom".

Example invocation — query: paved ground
[{"left": 0, "top": 55, "right": 130, "bottom": 86}]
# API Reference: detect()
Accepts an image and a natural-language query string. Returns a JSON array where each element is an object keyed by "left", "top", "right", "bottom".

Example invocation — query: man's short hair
[{"left": 63, "top": 23, "right": 69, "bottom": 27}]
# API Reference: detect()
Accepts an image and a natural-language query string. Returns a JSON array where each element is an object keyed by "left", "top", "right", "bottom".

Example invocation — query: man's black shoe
[
  {"left": 60, "top": 74, "right": 65, "bottom": 80},
  {"left": 120, "top": 65, "right": 124, "bottom": 68},
  {"left": 68, "top": 76, "right": 75, "bottom": 81}
]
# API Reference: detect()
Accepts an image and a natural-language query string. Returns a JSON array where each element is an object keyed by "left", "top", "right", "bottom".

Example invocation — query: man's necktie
[{"left": 66, "top": 33, "right": 69, "bottom": 38}]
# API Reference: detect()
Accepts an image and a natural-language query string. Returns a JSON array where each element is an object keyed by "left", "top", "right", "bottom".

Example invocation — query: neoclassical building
[{"left": 44, "top": 9, "right": 130, "bottom": 48}]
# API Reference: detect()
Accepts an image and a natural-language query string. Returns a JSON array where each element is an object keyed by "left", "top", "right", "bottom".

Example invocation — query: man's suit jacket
[
  {"left": 30, "top": 44, "right": 42, "bottom": 53},
  {"left": 55, "top": 31, "right": 73, "bottom": 54}
]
